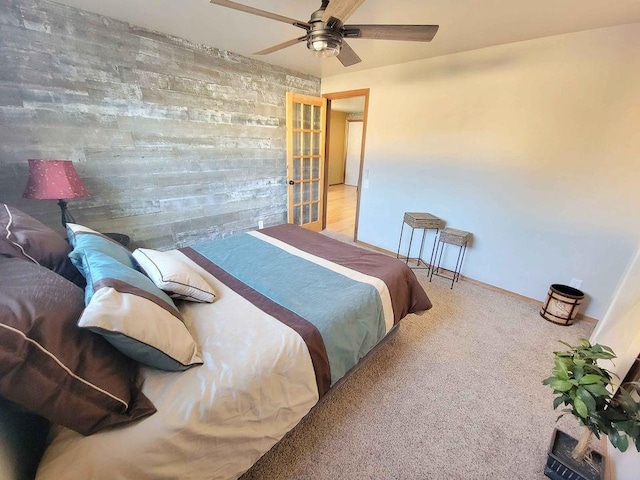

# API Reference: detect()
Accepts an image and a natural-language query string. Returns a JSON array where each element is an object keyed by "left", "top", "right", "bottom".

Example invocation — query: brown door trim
[{"left": 321, "top": 88, "right": 370, "bottom": 242}]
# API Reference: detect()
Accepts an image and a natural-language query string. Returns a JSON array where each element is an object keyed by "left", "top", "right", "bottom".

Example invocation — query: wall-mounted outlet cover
[
  {"left": 258, "top": 220, "right": 264, "bottom": 229},
  {"left": 569, "top": 278, "right": 583, "bottom": 289}
]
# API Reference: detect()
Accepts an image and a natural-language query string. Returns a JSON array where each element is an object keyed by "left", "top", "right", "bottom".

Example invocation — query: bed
[{"left": 0, "top": 205, "right": 431, "bottom": 480}]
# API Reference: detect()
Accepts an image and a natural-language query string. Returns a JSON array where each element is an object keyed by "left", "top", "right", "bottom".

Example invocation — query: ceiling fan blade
[
  {"left": 337, "top": 40, "right": 362, "bottom": 67},
  {"left": 210, "top": 0, "right": 310, "bottom": 29},
  {"left": 254, "top": 36, "right": 308, "bottom": 56},
  {"left": 344, "top": 24, "right": 439, "bottom": 42},
  {"left": 322, "top": 0, "right": 366, "bottom": 23}
]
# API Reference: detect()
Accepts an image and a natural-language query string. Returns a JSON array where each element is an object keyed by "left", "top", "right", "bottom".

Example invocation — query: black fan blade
[
  {"left": 337, "top": 40, "right": 361, "bottom": 67},
  {"left": 210, "top": 0, "right": 310, "bottom": 29},
  {"left": 254, "top": 36, "right": 308, "bottom": 55},
  {"left": 322, "top": 0, "right": 366, "bottom": 23},
  {"left": 344, "top": 24, "right": 439, "bottom": 42}
]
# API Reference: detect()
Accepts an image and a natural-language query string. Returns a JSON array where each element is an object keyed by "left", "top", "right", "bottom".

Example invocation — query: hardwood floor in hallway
[{"left": 325, "top": 184, "right": 357, "bottom": 237}]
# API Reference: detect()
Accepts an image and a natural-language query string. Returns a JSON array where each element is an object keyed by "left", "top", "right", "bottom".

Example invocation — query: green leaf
[
  {"left": 574, "top": 397, "right": 588, "bottom": 418},
  {"left": 617, "top": 388, "right": 639, "bottom": 413},
  {"left": 551, "top": 380, "right": 574, "bottom": 392},
  {"left": 555, "top": 351, "right": 573, "bottom": 357},
  {"left": 579, "top": 374, "right": 603, "bottom": 385},
  {"left": 583, "top": 383, "right": 611, "bottom": 398},
  {"left": 580, "top": 338, "right": 592, "bottom": 348},
  {"left": 542, "top": 376, "right": 556, "bottom": 385},
  {"left": 600, "top": 344, "right": 615, "bottom": 354},
  {"left": 610, "top": 431, "right": 629, "bottom": 452},
  {"left": 574, "top": 359, "right": 586, "bottom": 367},
  {"left": 577, "top": 387, "right": 596, "bottom": 412},
  {"left": 615, "top": 420, "right": 637, "bottom": 435},
  {"left": 553, "top": 369, "right": 570, "bottom": 381},
  {"left": 553, "top": 396, "right": 566, "bottom": 410},
  {"left": 572, "top": 366, "right": 584, "bottom": 382}
]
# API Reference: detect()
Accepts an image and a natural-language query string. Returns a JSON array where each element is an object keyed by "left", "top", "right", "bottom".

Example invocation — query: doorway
[{"left": 322, "top": 89, "right": 369, "bottom": 241}]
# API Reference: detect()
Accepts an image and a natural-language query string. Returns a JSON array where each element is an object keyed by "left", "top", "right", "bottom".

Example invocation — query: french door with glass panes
[{"left": 286, "top": 92, "right": 327, "bottom": 232}]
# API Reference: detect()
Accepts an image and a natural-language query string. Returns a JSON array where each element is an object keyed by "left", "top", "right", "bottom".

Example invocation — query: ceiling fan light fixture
[
  {"left": 311, "top": 39, "right": 341, "bottom": 57},
  {"left": 307, "top": 28, "right": 342, "bottom": 58}
]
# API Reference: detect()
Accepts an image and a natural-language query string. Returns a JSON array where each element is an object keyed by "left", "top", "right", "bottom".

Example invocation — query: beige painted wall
[
  {"left": 328, "top": 110, "right": 347, "bottom": 185},
  {"left": 321, "top": 23, "right": 640, "bottom": 320}
]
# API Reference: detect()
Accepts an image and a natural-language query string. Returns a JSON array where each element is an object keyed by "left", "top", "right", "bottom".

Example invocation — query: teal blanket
[{"left": 194, "top": 233, "right": 386, "bottom": 385}]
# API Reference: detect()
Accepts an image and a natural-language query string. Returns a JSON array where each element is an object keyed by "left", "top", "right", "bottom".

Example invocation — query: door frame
[{"left": 322, "top": 88, "right": 370, "bottom": 241}]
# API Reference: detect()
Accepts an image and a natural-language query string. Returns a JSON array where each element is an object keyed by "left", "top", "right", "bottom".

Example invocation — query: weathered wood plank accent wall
[{"left": 0, "top": 0, "right": 320, "bottom": 248}]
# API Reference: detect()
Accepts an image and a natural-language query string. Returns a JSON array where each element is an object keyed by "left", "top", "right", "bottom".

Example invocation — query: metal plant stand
[
  {"left": 430, "top": 228, "right": 471, "bottom": 289},
  {"left": 396, "top": 212, "right": 444, "bottom": 271}
]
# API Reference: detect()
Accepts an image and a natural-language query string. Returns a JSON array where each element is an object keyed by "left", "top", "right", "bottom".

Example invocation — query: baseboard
[{"left": 355, "top": 240, "right": 599, "bottom": 326}]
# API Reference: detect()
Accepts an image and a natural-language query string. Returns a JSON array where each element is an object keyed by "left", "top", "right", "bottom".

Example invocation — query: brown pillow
[
  {"left": 0, "top": 256, "right": 156, "bottom": 435},
  {"left": 0, "top": 204, "right": 85, "bottom": 287}
]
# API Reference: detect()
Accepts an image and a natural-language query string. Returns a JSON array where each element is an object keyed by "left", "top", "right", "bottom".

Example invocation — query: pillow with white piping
[
  {"left": 0, "top": 204, "right": 85, "bottom": 287},
  {"left": 133, "top": 248, "right": 216, "bottom": 303}
]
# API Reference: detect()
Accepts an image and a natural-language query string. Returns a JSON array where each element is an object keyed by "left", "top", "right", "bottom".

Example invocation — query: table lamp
[{"left": 23, "top": 159, "right": 90, "bottom": 228}]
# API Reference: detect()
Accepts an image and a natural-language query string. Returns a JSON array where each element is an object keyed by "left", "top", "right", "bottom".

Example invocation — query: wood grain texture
[
  {"left": 325, "top": 184, "right": 356, "bottom": 237},
  {"left": 0, "top": 0, "right": 320, "bottom": 248}
]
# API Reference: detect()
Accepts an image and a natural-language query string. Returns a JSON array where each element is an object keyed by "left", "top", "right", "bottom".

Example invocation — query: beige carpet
[{"left": 241, "top": 234, "right": 595, "bottom": 480}]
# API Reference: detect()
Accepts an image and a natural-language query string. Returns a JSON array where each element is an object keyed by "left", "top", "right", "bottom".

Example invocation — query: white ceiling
[{"left": 54, "top": 0, "right": 640, "bottom": 78}]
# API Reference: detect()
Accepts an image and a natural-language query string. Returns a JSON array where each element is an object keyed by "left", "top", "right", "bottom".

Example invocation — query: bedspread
[{"left": 36, "top": 225, "right": 431, "bottom": 480}]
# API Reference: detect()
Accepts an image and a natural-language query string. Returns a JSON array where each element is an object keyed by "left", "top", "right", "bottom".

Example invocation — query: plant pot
[{"left": 544, "top": 429, "right": 604, "bottom": 480}]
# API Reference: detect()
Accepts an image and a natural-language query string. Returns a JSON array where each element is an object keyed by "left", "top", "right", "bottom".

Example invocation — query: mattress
[{"left": 36, "top": 225, "right": 431, "bottom": 480}]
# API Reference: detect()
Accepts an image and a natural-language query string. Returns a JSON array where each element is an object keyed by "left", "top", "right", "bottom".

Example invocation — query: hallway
[{"left": 325, "top": 184, "right": 357, "bottom": 237}]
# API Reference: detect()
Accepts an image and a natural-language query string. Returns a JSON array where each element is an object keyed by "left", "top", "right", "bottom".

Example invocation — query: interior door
[
  {"left": 344, "top": 120, "right": 363, "bottom": 186},
  {"left": 286, "top": 92, "right": 327, "bottom": 232}
]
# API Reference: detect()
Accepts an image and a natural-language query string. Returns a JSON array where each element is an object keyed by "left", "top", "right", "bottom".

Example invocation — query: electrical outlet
[
  {"left": 258, "top": 220, "right": 264, "bottom": 229},
  {"left": 363, "top": 178, "right": 370, "bottom": 189},
  {"left": 569, "top": 278, "right": 583, "bottom": 289}
]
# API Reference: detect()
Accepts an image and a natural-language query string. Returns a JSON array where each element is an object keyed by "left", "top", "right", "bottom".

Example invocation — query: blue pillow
[
  {"left": 67, "top": 223, "right": 135, "bottom": 273},
  {"left": 73, "top": 249, "right": 201, "bottom": 371},
  {"left": 74, "top": 249, "right": 180, "bottom": 313}
]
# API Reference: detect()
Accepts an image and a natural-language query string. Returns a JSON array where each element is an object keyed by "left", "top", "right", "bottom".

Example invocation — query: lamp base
[{"left": 57, "top": 199, "right": 76, "bottom": 228}]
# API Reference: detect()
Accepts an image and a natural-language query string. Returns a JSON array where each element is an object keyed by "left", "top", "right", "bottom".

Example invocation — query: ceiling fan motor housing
[{"left": 307, "top": 8, "right": 343, "bottom": 57}]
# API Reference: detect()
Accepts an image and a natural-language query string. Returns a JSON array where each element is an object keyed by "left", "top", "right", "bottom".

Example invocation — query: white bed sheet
[{"left": 36, "top": 255, "right": 319, "bottom": 480}]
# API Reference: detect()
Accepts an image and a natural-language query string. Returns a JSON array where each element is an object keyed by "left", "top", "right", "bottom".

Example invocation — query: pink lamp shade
[{"left": 23, "top": 159, "right": 89, "bottom": 200}]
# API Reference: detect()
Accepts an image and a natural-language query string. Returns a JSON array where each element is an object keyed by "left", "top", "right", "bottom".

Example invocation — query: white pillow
[
  {"left": 79, "top": 286, "right": 203, "bottom": 371},
  {"left": 133, "top": 248, "right": 216, "bottom": 303}
]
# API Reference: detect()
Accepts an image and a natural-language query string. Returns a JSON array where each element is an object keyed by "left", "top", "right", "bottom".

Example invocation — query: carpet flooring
[{"left": 240, "top": 236, "right": 595, "bottom": 480}]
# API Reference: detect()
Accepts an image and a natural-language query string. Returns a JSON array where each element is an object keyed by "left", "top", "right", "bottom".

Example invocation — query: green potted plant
[{"left": 543, "top": 338, "right": 640, "bottom": 480}]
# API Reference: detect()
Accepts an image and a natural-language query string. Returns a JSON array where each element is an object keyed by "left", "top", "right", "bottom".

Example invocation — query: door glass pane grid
[
  {"left": 293, "top": 103, "right": 302, "bottom": 129},
  {"left": 293, "top": 205, "right": 301, "bottom": 225},
  {"left": 303, "top": 104, "right": 312, "bottom": 129},
  {"left": 287, "top": 95, "right": 325, "bottom": 228},
  {"left": 303, "top": 131, "right": 312, "bottom": 156},
  {"left": 302, "top": 204, "right": 310, "bottom": 224},
  {"left": 293, "top": 183, "right": 301, "bottom": 204},
  {"left": 302, "top": 158, "right": 311, "bottom": 180},
  {"left": 293, "top": 131, "right": 301, "bottom": 155}
]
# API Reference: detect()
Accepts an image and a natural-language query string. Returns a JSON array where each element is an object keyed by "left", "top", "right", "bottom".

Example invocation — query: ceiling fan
[{"left": 209, "top": 0, "right": 439, "bottom": 67}]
